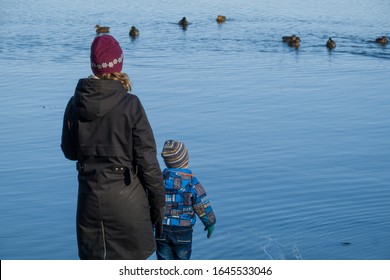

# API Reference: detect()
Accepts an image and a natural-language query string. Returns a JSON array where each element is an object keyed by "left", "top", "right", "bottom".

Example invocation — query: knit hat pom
[
  {"left": 161, "top": 140, "right": 189, "bottom": 168},
  {"left": 90, "top": 35, "right": 124, "bottom": 75}
]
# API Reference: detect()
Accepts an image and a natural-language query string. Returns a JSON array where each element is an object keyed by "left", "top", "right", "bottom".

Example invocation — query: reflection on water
[{"left": 0, "top": 0, "right": 389, "bottom": 260}]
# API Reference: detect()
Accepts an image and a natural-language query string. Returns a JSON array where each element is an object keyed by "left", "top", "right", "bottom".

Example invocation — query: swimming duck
[
  {"left": 178, "top": 17, "right": 189, "bottom": 28},
  {"left": 129, "top": 26, "right": 140, "bottom": 38},
  {"left": 216, "top": 15, "right": 227, "bottom": 23},
  {"left": 375, "top": 36, "right": 388, "bottom": 45},
  {"left": 282, "top": 34, "right": 296, "bottom": 43},
  {"left": 95, "top": 24, "right": 110, "bottom": 34},
  {"left": 326, "top": 37, "right": 336, "bottom": 49},
  {"left": 286, "top": 35, "right": 301, "bottom": 48},
  {"left": 288, "top": 37, "right": 300, "bottom": 48}
]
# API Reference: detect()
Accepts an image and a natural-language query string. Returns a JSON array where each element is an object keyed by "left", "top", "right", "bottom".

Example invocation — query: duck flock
[{"left": 95, "top": 15, "right": 389, "bottom": 50}]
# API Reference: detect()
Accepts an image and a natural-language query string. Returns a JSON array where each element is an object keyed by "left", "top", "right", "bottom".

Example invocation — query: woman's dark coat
[{"left": 61, "top": 78, "right": 165, "bottom": 260}]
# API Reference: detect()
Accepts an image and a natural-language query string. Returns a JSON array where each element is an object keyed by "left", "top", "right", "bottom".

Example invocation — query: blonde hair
[{"left": 96, "top": 72, "right": 132, "bottom": 92}]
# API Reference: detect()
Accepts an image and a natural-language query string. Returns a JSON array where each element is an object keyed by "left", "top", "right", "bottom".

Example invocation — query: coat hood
[{"left": 74, "top": 78, "right": 127, "bottom": 121}]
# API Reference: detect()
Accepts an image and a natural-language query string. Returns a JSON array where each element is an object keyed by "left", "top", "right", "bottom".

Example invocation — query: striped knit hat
[{"left": 161, "top": 140, "right": 189, "bottom": 168}]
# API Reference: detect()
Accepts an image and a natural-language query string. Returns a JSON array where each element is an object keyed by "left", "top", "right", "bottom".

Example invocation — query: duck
[
  {"left": 216, "top": 15, "right": 227, "bottom": 23},
  {"left": 285, "top": 34, "right": 301, "bottom": 48},
  {"left": 282, "top": 34, "right": 296, "bottom": 43},
  {"left": 326, "top": 37, "right": 336, "bottom": 49},
  {"left": 288, "top": 37, "right": 300, "bottom": 48},
  {"left": 375, "top": 36, "right": 388, "bottom": 45},
  {"left": 95, "top": 24, "right": 110, "bottom": 34},
  {"left": 178, "top": 17, "right": 189, "bottom": 28},
  {"left": 129, "top": 26, "right": 140, "bottom": 38}
]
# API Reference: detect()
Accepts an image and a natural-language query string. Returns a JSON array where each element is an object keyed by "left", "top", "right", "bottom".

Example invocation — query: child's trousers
[{"left": 156, "top": 226, "right": 193, "bottom": 260}]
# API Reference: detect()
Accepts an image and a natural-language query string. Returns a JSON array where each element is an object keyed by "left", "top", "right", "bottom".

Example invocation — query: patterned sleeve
[{"left": 192, "top": 177, "right": 216, "bottom": 227}]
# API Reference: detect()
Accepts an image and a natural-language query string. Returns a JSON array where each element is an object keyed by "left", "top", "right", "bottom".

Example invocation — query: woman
[{"left": 61, "top": 34, "right": 165, "bottom": 260}]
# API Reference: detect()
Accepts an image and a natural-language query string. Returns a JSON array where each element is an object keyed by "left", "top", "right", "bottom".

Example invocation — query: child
[{"left": 156, "top": 140, "right": 216, "bottom": 260}]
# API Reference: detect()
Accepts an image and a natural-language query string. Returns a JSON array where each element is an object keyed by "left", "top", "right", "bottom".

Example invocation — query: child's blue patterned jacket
[{"left": 162, "top": 167, "right": 216, "bottom": 228}]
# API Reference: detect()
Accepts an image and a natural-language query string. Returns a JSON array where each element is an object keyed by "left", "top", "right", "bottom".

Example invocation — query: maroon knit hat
[{"left": 90, "top": 35, "right": 124, "bottom": 75}]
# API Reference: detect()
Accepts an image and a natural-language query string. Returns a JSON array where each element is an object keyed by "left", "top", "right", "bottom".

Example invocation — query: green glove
[
  {"left": 150, "top": 207, "right": 164, "bottom": 238},
  {"left": 204, "top": 225, "right": 215, "bottom": 239}
]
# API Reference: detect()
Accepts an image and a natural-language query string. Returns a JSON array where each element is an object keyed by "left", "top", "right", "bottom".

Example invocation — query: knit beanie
[
  {"left": 90, "top": 35, "right": 124, "bottom": 75},
  {"left": 161, "top": 140, "right": 189, "bottom": 168}
]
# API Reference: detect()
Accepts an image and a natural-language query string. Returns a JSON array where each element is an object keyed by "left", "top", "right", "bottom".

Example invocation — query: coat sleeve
[
  {"left": 131, "top": 96, "right": 165, "bottom": 209},
  {"left": 192, "top": 177, "right": 216, "bottom": 227},
  {"left": 61, "top": 97, "right": 78, "bottom": 161}
]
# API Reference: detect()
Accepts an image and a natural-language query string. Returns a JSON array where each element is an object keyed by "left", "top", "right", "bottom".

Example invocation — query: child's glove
[
  {"left": 150, "top": 207, "right": 164, "bottom": 238},
  {"left": 204, "top": 225, "right": 215, "bottom": 239}
]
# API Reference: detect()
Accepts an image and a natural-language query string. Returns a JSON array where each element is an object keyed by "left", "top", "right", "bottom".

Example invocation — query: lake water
[{"left": 0, "top": 0, "right": 389, "bottom": 260}]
